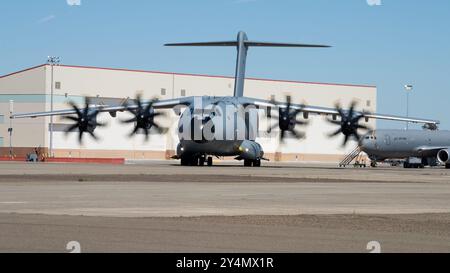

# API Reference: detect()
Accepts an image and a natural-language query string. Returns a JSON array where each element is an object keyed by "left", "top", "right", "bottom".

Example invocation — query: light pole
[
  {"left": 47, "top": 56, "right": 60, "bottom": 157},
  {"left": 8, "top": 100, "right": 13, "bottom": 159},
  {"left": 404, "top": 84, "right": 413, "bottom": 130}
]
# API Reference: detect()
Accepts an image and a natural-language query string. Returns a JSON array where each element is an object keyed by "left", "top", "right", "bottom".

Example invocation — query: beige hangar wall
[
  {"left": 1, "top": 64, "right": 377, "bottom": 162},
  {"left": 0, "top": 65, "right": 48, "bottom": 156}
]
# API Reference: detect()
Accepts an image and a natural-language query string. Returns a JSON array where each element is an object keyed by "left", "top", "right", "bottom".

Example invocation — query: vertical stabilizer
[
  {"left": 233, "top": 31, "right": 249, "bottom": 97},
  {"left": 165, "top": 32, "right": 330, "bottom": 98}
]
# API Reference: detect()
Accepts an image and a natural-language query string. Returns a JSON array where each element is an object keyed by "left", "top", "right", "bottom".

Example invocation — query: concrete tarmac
[
  {"left": 0, "top": 161, "right": 449, "bottom": 252},
  {"left": 1, "top": 213, "right": 449, "bottom": 253}
]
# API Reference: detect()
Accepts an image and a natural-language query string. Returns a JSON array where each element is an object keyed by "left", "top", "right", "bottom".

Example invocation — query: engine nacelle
[
  {"left": 437, "top": 149, "right": 450, "bottom": 164},
  {"left": 238, "top": 140, "right": 264, "bottom": 160}
]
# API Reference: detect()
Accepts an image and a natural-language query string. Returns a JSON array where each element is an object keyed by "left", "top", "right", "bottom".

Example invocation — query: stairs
[{"left": 339, "top": 146, "right": 365, "bottom": 168}]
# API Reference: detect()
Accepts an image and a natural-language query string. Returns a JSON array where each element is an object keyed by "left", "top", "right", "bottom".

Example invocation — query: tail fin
[{"left": 165, "top": 31, "right": 330, "bottom": 97}]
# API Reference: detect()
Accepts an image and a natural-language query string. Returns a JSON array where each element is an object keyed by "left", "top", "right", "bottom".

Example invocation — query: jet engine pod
[{"left": 437, "top": 149, "right": 450, "bottom": 164}]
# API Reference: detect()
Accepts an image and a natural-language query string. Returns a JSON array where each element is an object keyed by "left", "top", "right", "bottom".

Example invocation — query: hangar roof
[{"left": 0, "top": 64, "right": 376, "bottom": 89}]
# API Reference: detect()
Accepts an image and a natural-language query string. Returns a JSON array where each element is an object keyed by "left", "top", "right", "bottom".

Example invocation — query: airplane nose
[
  {"left": 359, "top": 137, "right": 370, "bottom": 149},
  {"left": 359, "top": 139, "right": 367, "bottom": 148}
]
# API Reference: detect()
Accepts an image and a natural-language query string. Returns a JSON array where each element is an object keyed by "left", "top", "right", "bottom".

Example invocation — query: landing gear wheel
[
  {"left": 253, "top": 159, "right": 261, "bottom": 167},
  {"left": 189, "top": 157, "right": 199, "bottom": 166},
  {"left": 199, "top": 156, "right": 206, "bottom": 167},
  {"left": 370, "top": 161, "right": 377, "bottom": 168},
  {"left": 207, "top": 157, "right": 213, "bottom": 167},
  {"left": 446, "top": 164, "right": 450, "bottom": 169},
  {"left": 244, "top": 159, "right": 252, "bottom": 167},
  {"left": 180, "top": 156, "right": 189, "bottom": 166}
]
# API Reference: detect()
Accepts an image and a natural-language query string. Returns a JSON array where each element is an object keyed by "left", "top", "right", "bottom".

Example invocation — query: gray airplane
[
  {"left": 10, "top": 31, "right": 440, "bottom": 167},
  {"left": 360, "top": 129, "right": 450, "bottom": 169}
]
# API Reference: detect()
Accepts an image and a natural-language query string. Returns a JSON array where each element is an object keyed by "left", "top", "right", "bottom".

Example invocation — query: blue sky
[{"left": 1, "top": 0, "right": 449, "bottom": 129}]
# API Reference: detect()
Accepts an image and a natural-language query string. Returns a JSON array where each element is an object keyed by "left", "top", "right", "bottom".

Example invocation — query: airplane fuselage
[
  {"left": 361, "top": 129, "right": 450, "bottom": 161},
  {"left": 175, "top": 96, "right": 265, "bottom": 164}
]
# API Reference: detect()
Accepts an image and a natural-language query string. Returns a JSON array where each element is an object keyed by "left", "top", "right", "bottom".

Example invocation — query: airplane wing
[
  {"left": 10, "top": 97, "right": 194, "bottom": 119},
  {"left": 242, "top": 97, "right": 440, "bottom": 126},
  {"left": 11, "top": 95, "right": 439, "bottom": 125},
  {"left": 415, "top": 146, "right": 450, "bottom": 156}
]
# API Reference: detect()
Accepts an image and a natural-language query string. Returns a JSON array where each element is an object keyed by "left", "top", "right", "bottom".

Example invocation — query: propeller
[
  {"left": 63, "top": 97, "right": 105, "bottom": 144},
  {"left": 121, "top": 94, "right": 166, "bottom": 141},
  {"left": 327, "top": 101, "right": 371, "bottom": 146},
  {"left": 268, "top": 95, "right": 308, "bottom": 142}
]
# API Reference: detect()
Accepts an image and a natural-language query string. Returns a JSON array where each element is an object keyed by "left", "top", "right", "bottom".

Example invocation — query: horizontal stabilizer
[
  {"left": 165, "top": 31, "right": 331, "bottom": 98},
  {"left": 165, "top": 41, "right": 331, "bottom": 48},
  {"left": 245, "top": 41, "right": 331, "bottom": 48},
  {"left": 165, "top": 41, "right": 238, "bottom": 47}
]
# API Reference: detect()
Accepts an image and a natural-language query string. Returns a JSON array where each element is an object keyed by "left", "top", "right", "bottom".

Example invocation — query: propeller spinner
[
  {"left": 63, "top": 97, "right": 105, "bottom": 144},
  {"left": 327, "top": 101, "right": 371, "bottom": 146},
  {"left": 268, "top": 95, "right": 308, "bottom": 142},
  {"left": 121, "top": 95, "right": 166, "bottom": 141}
]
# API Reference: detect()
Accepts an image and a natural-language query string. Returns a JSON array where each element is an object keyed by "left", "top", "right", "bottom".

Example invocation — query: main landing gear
[
  {"left": 180, "top": 155, "right": 262, "bottom": 167},
  {"left": 244, "top": 159, "right": 261, "bottom": 167},
  {"left": 181, "top": 155, "right": 213, "bottom": 166}
]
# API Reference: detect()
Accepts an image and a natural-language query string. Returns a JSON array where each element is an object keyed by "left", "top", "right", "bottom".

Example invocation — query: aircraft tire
[
  {"left": 244, "top": 159, "right": 252, "bottom": 167},
  {"left": 180, "top": 156, "right": 189, "bottom": 166},
  {"left": 189, "top": 157, "right": 199, "bottom": 166},
  {"left": 253, "top": 159, "right": 261, "bottom": 167},
  {"left": 207, "top": 157, "right": 213, "bottom": 167},
  {"left": 446, "top": 164, "right": 450, "bottom": 169},
  {"left": 199, "top": 156, "right": 206, "bottom": 166}
]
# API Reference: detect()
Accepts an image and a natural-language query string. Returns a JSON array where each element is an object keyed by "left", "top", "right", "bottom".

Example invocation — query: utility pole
[
  {"left": 47, "top": 56, "right": 60, "bottom": 157},
  {"left": 404, "top": 84, "right": 413, "bottom": 130}
]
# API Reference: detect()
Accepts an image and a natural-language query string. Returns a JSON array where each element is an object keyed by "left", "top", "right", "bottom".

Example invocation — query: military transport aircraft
[
  {"left": 361, "top": 129, "right": 450, "bottom": 169},
  {"left": 11, "top": 31, "right": 440, "bottom": 167}
]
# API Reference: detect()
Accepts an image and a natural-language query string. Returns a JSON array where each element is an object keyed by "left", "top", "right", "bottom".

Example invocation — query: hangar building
[{"left": 0, "top": 64, "right": 376, "bottom": 162}]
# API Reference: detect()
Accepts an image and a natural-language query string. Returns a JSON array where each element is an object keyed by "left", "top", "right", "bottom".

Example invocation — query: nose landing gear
[{"left": 198, "top": 156, "right": 213, "bottom": 166}]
